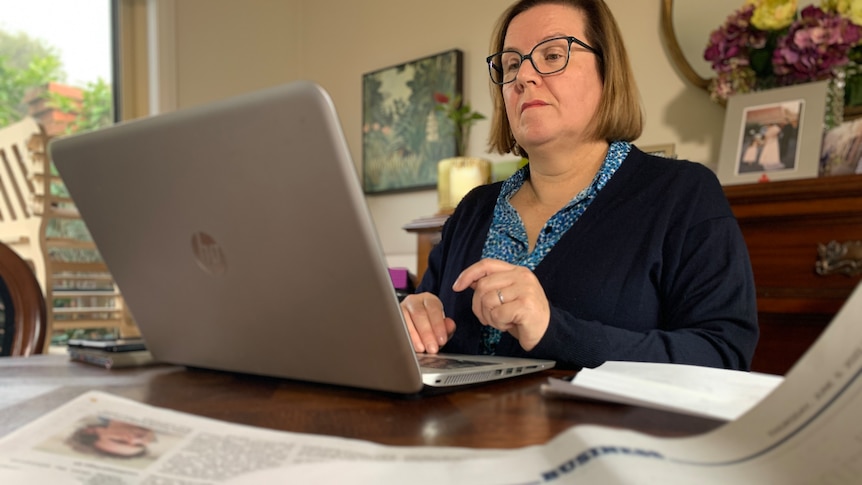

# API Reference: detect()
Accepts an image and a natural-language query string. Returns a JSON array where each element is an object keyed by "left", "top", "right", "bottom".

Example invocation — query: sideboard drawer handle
[{"left": 816, "top": 240, "right": 862, "bottom": 276}]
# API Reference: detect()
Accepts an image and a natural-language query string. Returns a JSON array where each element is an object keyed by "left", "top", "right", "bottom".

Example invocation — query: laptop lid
[{"left": 49, "top": 81, "right": 553, "bottom": 394}]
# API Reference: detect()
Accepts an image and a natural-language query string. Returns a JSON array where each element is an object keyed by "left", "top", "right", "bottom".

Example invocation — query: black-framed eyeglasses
[{"left": 486, "top": 36, "right": 600, "bottom": 85}]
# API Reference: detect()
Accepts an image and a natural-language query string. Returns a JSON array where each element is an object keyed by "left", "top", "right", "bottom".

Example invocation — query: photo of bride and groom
[{"left": 737, "top": 101, "right": 801, "bottom": 175}]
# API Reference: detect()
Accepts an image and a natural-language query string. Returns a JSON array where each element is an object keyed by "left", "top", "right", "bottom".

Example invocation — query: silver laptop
[{"left": 49, "top": 81, "right": 554, "bottom": 394}]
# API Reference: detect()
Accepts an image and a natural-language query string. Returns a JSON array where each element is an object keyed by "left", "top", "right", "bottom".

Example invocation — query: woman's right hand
[{"left": 400, "top": 292, "right": 456, "bottom": 353}]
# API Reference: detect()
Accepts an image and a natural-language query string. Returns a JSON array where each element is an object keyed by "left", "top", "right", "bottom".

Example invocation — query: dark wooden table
[{"left": 0, "top": 355, "right": 723, "bottom": 448}]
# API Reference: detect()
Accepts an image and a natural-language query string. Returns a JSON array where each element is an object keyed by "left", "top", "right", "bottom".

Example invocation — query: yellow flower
[
  {"left": 834, "top": 0, "right": 862, "bottom": 25},
  {"left": 751, "top": 0, "right": 798, "bottom": 30}
]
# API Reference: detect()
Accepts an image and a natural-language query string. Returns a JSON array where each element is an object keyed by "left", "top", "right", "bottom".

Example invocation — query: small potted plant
[
  {"left": 433, "top": 92, "right": 489, "bottom": 212},
  {"left": 433, "top": 92, "right": 485, "bottom": 156}
]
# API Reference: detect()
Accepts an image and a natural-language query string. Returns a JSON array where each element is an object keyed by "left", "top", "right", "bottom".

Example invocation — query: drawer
[{"left": 726, "top": 174, "right": 862, "bottom": 315}]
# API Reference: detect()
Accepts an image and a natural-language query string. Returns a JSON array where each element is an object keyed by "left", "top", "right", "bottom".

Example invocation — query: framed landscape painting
[{"left": 362, "top": 49, "right": 462, "bottom": 194}]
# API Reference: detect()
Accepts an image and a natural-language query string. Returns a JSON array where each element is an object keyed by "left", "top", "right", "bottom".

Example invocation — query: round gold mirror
[{"left": 660, "top": 0, "right": 716, "bottom": 90}]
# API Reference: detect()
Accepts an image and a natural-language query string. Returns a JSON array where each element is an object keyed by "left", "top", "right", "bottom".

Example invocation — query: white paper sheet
[{"left": 542, "top": 361, "right": 783, "bottom": 421}]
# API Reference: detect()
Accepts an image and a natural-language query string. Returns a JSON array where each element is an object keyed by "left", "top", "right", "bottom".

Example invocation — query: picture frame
[
  {"left": 820, "top": 117, "right": 862, "bottom": 176},
  {"left": 639, "top": 143, "right": 676, "bottom": 158},
  {"left": 362, "top": 49, "right": 462, "bottom": 194},
  {"left": 716, "top": 81, "right": 827, "bottom": 186}
]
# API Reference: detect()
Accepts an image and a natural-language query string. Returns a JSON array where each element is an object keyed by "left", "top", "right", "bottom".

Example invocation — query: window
[
  {"left": 0, "top": 1, "right": 147, "bottom": 345},
  {"left": 0, "top": 0, "right": 116, "bottom": 135}
]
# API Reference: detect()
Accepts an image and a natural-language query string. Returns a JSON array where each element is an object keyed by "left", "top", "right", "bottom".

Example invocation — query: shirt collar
[{"left": 498, "top": 140, "right": 631, "bottom": 205}]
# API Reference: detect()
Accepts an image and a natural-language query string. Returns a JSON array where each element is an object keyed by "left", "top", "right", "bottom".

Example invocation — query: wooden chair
[
  {"left": 0, "top": 117, "right": 138, "bottom": 348},
  {"left": 26, "top": 124, "right": 139, "bottom": 340},
  {"left": 0, "top": 241, "right": 47, "bottom": 356}
]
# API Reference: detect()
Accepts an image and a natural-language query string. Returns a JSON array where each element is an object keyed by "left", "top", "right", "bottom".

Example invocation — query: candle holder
[{"left": 437, "top": 157, "right": 491, "bottom": 213}]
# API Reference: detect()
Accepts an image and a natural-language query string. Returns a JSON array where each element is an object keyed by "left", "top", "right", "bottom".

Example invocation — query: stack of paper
[{"left": 541, "top": 361, "right": 784, "bottom": 421}]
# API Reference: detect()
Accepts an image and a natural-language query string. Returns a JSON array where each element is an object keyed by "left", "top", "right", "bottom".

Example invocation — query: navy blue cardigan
[{"left": 417, "top": 147, "right": 759, "bottom": 370}]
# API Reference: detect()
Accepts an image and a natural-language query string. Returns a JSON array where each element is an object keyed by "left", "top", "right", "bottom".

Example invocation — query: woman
[
  {"left": 400, "top": 0, "right": 758, "bottom": 370},
  {"left": 66, "top": 417, "right": 156, "bottom": 459},
  {"left": 742, "top": 132, "right": 764, "bottom": 166},
  {"left": 758, "top": 123, "right": 784, "bottom": 170}
]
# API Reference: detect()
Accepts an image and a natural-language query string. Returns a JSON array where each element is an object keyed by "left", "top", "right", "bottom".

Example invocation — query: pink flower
[
  {"left": 704, "top": 3, "right": 862, "bottom": 102},
  {"left": 704, "top": 6, "right": 763, "bottom": 74},
  {"left": 433, "top": 92, "right": 450, "bottom": 104},
  {"left": 772, "top": 5, "right": 862, "bottom": 84}
]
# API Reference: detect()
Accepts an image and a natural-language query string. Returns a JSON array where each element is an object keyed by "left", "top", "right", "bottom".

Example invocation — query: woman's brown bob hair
[{"left": 487, "top": 0, "right": 643, "bottom": 157}]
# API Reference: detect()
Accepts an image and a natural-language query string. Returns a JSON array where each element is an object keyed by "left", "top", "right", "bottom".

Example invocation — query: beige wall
[{"left": 161, "top": 0, "right": 725, "bottom": 274}]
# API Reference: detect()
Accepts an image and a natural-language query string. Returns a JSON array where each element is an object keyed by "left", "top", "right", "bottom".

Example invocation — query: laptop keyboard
[{"left": 418, "top": 355, "right": 495, "bottom": 369}]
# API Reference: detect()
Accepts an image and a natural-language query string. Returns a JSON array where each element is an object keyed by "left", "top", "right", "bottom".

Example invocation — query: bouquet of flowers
[{"left": 704, "top": 0, "right": 862, "bottom": 104}]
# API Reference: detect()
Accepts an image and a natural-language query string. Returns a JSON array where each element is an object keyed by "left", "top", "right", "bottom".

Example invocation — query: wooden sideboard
[
  {"left": 724, "top": 173, "right": 862, "bottom": 374},
  {"left": 405, "top": 174, "right": 862, "bottom": 375}
]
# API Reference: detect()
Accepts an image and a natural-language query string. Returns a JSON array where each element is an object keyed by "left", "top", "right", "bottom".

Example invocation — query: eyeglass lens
[{"left": 489, "top": 37, "right": 575, "bottom": 85}]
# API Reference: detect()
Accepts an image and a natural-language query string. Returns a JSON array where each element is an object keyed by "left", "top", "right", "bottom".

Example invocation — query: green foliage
[
  {"left": 434, "top": 93, "right": 486, "bottom": 156},
  {"left": 0, "top": 29, "right": 66, "bottom": 126},
  {"left": 0, "top": 27, "right": 112, "bottom": 132},
  {"left": 0, "top": 29, "right": 62, "bottom": 70},
  {"left": 0, "top": 54, "right": 62, "bottom": 125}
]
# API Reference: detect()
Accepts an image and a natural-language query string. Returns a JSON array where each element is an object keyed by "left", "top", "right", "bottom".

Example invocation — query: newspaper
[{"left": 1, "top": 284, "right": 861, "bottom": 484}]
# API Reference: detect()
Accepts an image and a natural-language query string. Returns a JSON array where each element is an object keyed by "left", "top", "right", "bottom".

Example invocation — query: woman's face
[
  {"left": 502, "top": 3, "right": 603, "bottom": 154},
  {"left": 90, "top": 420, "right": 155, "bottom": 457}
]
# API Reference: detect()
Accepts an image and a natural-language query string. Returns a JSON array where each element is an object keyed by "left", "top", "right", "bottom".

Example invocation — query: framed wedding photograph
[
  {"left": 362, "top": 49, "right": 462, "bottom": 194},
  {"left": 716, "top": 81, "right": 827, "bottom": 186},
  {"left": 639, "top": 143, "right": 676, "bottom": 158}
]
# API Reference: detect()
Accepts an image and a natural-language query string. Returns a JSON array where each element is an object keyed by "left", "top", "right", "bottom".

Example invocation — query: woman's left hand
[{"left": 452, "top": 258, "right": 550, "bottom": 351}]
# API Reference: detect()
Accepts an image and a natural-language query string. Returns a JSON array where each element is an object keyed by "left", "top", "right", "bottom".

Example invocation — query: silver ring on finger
[{"left": 497, "top": 289, "right": 504, "bottom": 305}]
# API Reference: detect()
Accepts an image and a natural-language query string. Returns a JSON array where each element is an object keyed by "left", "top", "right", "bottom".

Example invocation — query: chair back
[
  {"left": 0, "top": 117, "right": 46, "bottom": 290},
  {"left": 0, "top": 118, "right": 138, "bottom": 342}
]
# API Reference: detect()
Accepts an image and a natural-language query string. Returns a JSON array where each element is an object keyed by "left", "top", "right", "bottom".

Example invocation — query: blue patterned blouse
[{"left": 479, "top": 140, "right": 632, "bottom": 354}]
